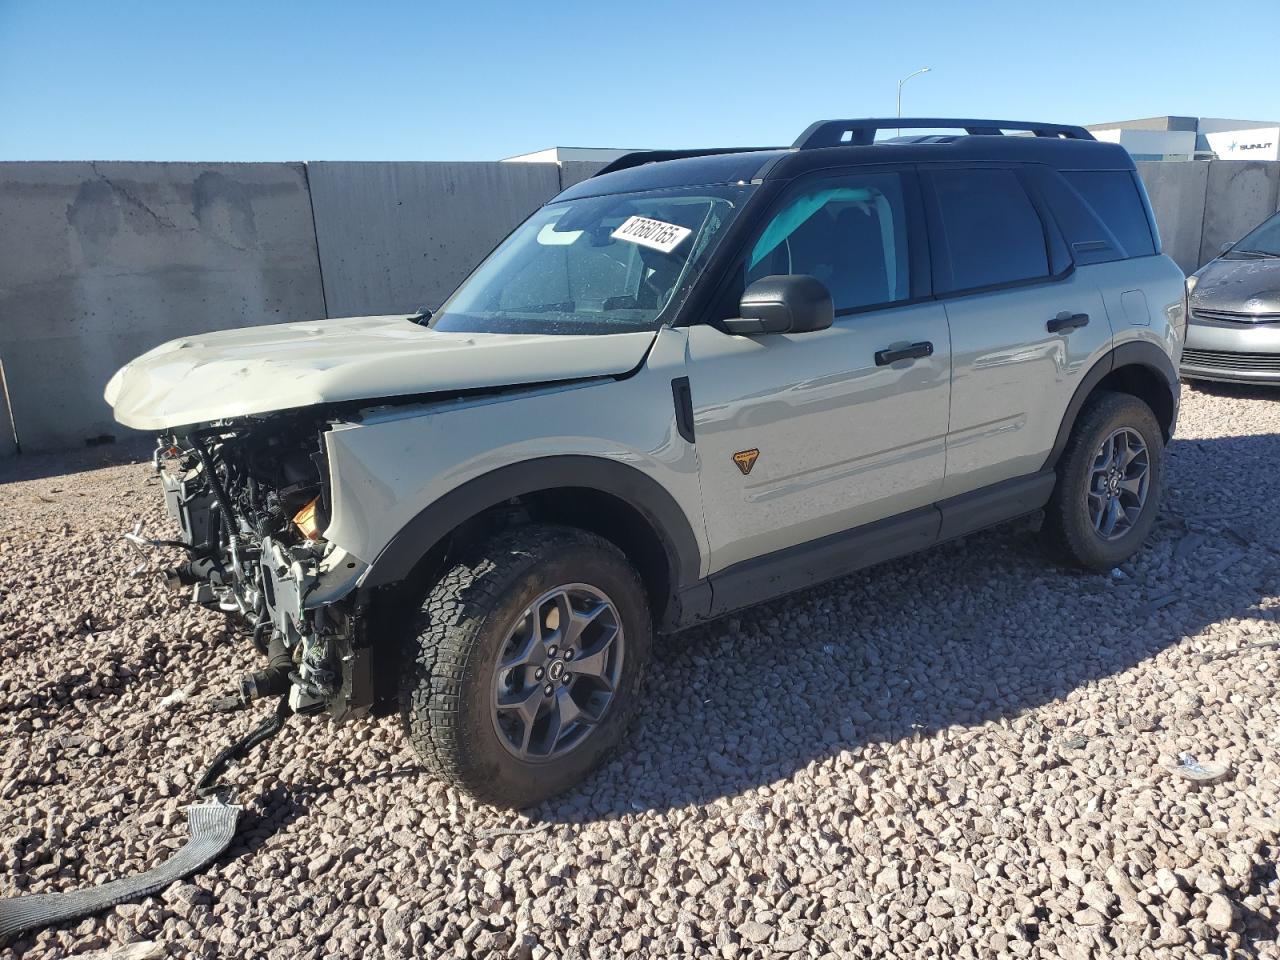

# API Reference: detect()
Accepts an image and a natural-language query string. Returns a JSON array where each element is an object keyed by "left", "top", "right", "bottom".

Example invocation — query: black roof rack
[
  {"left": 793, "top": 118, "right": 1095, "bottom": 149},
  {"left": 593, "top": 147, "right": 782, "bottom": 177}
]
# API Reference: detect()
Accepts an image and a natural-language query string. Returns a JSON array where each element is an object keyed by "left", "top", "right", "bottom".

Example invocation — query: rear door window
[
  {"left": 1060, "top": 171, "right": 1156, "bottom": 258},
  {"left": 928, "top": 169, "right": 1050, "bottom": 292}
]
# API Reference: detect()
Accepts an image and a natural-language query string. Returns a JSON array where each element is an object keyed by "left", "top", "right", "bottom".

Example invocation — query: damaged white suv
[{"left": 107, "top": 119, "right": 1184, "bottom": 807}]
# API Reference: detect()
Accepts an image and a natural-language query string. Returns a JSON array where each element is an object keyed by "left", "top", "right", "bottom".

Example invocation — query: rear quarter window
[{"left": 1061, "top": 170, "right": 1156, "bottom": 259}]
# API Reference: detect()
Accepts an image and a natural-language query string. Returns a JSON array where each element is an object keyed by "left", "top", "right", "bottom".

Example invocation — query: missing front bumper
[{"left": 132, "top": 448, "right": 374, "bottom": 721}]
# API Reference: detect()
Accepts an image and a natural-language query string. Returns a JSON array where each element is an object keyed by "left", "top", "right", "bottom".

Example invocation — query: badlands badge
[{"left": 733, "top": 449, "right": 760, "bottom": 476}]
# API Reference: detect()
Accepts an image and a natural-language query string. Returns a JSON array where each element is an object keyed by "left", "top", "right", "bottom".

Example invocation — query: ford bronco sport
[{"left": 106, "top": 118, "right": 1185, "bottom": 807}]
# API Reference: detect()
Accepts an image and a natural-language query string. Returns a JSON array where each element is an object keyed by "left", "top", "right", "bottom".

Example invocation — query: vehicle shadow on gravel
[
  {"left": 0, "top": 438, "right": 152, "bottom": 484},
  {"left": 1185, "top": 380, "right": 1280, "bottom": 402},
  {"left": 530, "top": 429, "right": 1280, "bottom": 823},
  {"left": 216, "top": 767, "right": 428, "bottom": 866}
]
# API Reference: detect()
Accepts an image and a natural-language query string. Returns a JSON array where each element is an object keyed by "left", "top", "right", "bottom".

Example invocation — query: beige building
[
  {"left": 502, "top": 146, "right": 636, "bottom": 164},
  {"left": 1086, "top": 116, "right": 1279, "bottom": 161}
]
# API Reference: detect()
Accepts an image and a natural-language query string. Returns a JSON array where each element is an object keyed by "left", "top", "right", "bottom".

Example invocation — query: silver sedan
[{"left": 1183, "top": 209, "right": 1280, "bottom": 385}]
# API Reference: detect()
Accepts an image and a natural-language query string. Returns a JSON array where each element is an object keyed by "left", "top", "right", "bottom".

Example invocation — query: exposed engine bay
[{"left": 131, "top": 414, "right": 371, "bottom": 720}]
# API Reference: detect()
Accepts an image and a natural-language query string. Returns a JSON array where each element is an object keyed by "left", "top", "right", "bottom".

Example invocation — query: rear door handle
[
  {"left": 875, "top": 341, "right": 933, "bottom": 366},
  {"left": 1047, "top": 312, "right": 1090, "bottom": 334}
]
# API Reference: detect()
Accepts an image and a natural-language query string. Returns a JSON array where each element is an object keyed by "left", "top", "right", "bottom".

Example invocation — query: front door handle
[
  {"left": 1047, "top": 312, "right": 1090, "bottom": 334},
  {"left": 875, "top": 341, "right": 934, "bottom": 366}
]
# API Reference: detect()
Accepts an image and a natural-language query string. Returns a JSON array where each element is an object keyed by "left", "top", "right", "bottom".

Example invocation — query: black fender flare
[
  {"left": 358, "top": 455, "right": 704, "bottom": 594},
  {"left": 1042, "top": 340, "right": 1179, "bottom": 471}
]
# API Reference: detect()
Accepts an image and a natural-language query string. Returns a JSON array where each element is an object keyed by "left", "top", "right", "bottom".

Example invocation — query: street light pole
[{"left": 896, "top": 67, "right": 931, "bottom": 137}]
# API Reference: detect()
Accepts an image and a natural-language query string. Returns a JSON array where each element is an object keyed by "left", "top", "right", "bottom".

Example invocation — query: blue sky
[{"left": 2, "top": 0, "right": 1277, "bottom": 161}]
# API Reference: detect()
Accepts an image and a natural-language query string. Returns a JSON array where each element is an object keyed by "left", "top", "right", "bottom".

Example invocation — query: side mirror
[{"left": 722, "top": 275, "right": 834, "bottom": 336}]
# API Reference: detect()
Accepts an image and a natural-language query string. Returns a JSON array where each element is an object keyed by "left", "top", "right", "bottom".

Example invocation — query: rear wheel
[
  {"left": 399, "top": 524, "right": 652, "bottom": 808},
  {"left": 1043, "top": 390, "right": 1164, "bottom": 571}
]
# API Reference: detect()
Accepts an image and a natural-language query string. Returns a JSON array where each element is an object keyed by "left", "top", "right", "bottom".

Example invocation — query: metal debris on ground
[{"left": 1172, "top": 752, "right": 1231, "bottom": 786}]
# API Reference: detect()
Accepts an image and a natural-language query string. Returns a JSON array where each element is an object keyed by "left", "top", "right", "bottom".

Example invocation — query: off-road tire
[
  {"left": 399, "top": 524, "right": 652, "bottom": 808},
  {"left": 1043, "top": 390, "right": 1164, "bottom": 571}
]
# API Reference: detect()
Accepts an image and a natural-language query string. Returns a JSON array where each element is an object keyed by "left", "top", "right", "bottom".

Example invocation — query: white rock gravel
[{"left": 2, "top": 383, "right": 1280, "bottom": 960}]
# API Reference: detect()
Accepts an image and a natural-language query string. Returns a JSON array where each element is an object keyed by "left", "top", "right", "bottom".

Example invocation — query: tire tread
[
  {"left": 399, "top": 524, "right": 647, "bottom": 807},
  {"left": 1043, "top": 390, "right": 1163, "bottom": 571}
]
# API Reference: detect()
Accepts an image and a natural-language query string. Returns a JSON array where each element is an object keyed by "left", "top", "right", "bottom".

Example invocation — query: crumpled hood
[
  {"left": 105, "top": 314, "right": 656, "bottom": 430},
  {"left": 1191, "top": 257, "right": 1280, "bottom": 315}
]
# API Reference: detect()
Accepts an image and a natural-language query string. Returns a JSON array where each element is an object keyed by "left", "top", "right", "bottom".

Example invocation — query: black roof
[
  {"left": 556, "top": 117, "right": 1135, "bottom": 201},
  {"left": 558, "top": 150, "right": 789, "bottom": 200}
]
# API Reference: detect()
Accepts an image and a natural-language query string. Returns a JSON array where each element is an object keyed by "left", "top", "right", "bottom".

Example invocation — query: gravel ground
[{"left": 2, "top": 384, "right": 1279, "bottom": 960}]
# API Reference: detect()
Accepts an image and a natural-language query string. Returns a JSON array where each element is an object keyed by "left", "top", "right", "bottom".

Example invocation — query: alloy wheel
[
  {"left": 491, "top": 583, "right": 625, "bottom": 762},
  {"left": 1086, "top": 427, "right": 1150, "bottom": 541}
]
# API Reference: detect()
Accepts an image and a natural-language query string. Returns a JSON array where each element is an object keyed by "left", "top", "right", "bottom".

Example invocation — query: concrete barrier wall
[
  {"left": 0, "top": 160, "right": 567, "bottom": 454},
  {"left": 1197, "top": 161, "right": 1280, "bottom": 266},
  {"left": 1136, "top": 160, "right": 1280, "bottom": 274},
  {"left": 307, "top": 162, "right": 562, "bottom": 318},
  {"left": 1135, "top": 161, "right": 1209, "bottom": 275},
  {"left": 0, "top": 162, "right": 326, "bottom": 452},
  {"left": 1, "top": 155, "right": 1278, "bottom": 457}
]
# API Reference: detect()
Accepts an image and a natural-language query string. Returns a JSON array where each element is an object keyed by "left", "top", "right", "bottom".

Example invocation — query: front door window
[{"left": 746, "top": 172, "right": 911, "bottom": 312}]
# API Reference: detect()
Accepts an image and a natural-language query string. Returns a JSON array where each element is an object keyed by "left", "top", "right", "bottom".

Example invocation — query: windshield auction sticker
[{"left": 610, "top": 215, "right": 692, "bottom": 254}]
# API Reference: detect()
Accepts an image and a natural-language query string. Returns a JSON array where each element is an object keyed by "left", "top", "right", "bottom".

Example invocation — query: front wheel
[
  {"left": 1043, "top": 390, "right": 1165, "bottom": 571},
  {"left": 399, "top": 524, "right": 652, "bottom": 808}
]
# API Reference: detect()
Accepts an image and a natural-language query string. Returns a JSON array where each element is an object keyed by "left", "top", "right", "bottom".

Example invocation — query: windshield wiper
[{"left": 1229, "top": 249, "right": 1280, "bottom": 259}]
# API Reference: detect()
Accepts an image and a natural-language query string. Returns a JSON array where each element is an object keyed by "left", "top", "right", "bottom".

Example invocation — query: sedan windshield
[
  {"left": 1225, "top": 210, "right": 1280, "bottom": 259},
  {"left": 430, "top": 183, "right": 755, "bottom": 335}
]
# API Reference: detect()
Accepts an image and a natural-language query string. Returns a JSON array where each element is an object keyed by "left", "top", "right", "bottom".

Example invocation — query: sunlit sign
[{"left": 1206, "top": 127, "right": 1280, "bottom": 160}]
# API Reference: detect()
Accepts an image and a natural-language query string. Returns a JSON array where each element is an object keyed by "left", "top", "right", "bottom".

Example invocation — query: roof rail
[
  {"left": 793, "top": 118, "right": 1095, "bottom": 150},
  {"left": 592, "top": 147, "right": 781, "bottom": 177}
]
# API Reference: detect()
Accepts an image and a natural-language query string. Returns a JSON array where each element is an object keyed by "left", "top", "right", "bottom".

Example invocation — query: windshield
[
  {"left": 1225, "top": 210, "right": 1280, "bottom": 259},
  {"left": 430, "top": 183, "right": 755, "bottom": 335}
]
